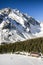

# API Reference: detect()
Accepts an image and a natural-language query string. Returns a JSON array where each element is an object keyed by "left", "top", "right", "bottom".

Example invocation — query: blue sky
[{"left": 0, "top": 0, "right": 43, "bottom": 22}]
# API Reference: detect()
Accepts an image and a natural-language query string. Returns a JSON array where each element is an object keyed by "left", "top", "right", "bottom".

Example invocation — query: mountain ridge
[{"left": 0, "top": 8, "right": 43, "bottom": 44}]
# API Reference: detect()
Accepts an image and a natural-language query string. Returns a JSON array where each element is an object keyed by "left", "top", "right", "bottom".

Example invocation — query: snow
[
  {"left": 8, "top": 11, "right": 25, "bottom": 27},
  {"left": 0, "top": 54, "right": 43, "bottom": 65},
  {"left": 0, "top": 8, "right": 43, "bottom": 44}
]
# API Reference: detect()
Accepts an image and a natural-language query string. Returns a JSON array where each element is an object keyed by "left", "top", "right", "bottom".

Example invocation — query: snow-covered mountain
[{"left": 0, "top": 8, "right": 43, "bottom": 44}]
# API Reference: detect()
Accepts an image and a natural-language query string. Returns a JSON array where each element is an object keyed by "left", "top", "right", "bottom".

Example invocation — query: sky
[{"left": 0, "top": 0, "right": 43, "bottom": 22}]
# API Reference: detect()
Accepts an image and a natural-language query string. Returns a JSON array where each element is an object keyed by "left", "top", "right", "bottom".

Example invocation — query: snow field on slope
[{"left": 0, "top": 54, "right": 43, "bottom": 65}]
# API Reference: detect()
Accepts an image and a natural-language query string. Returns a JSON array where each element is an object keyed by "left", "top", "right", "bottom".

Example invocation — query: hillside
[{"left": 0, "top": 37, "right": 43, "bottom": 54}]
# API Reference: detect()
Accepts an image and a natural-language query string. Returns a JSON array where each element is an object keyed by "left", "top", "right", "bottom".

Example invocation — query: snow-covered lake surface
[{"left": 0, "top": 54, "right": 43, "bottom": 65}]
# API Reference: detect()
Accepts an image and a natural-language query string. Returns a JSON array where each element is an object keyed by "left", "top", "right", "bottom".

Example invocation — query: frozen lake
[{"left": 0, "top": 54, "right": 43, "bottom": 65}]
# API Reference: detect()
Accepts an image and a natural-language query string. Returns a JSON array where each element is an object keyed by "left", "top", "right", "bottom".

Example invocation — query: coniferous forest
[{"left": 0, "top": 37, "right": 43, "bottom": 54}]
